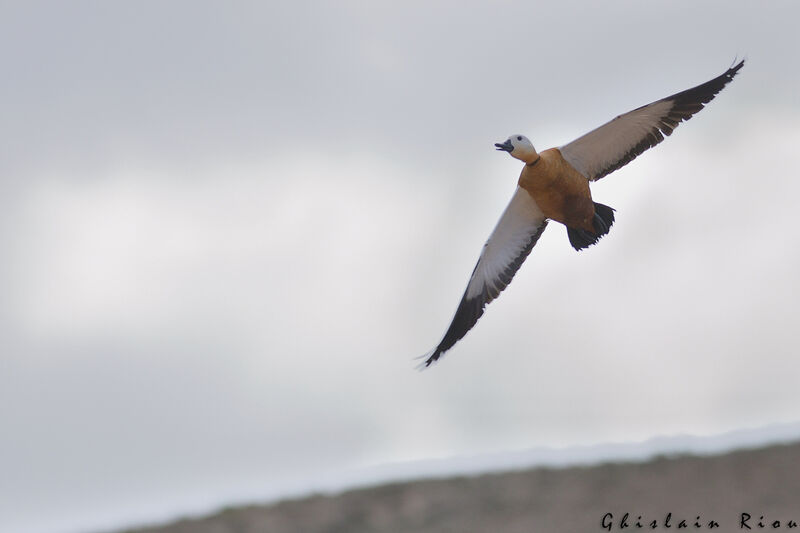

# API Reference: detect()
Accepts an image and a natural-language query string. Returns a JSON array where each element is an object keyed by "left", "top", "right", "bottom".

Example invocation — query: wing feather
[
  {"left": 421, "top": 187, "right": 548, "bottom": 367},
  {"left": 560, "top": 60, "right": 744, "bottom": 181}
]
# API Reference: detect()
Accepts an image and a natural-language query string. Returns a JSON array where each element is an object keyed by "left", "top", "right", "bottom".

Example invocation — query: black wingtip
[
  {"left": 414, "top": 349, "right": 441, "bottom": 370},
  {"left": 728, "top": 58, "right": 745, "bottom": 78},
  {"left": 673, "top": 59, "right": 745, "bottom": 108}
]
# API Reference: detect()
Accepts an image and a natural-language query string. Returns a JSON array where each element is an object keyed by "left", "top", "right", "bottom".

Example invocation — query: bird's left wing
[
  {"left": 421, "top": 187, "right": 548, "bottom": 367},
  {"left": 559, "top": 60, "right": 743, "bottom": 182}
]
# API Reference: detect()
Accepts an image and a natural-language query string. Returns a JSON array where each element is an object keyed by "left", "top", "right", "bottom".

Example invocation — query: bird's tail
[{"left": 567, "top": 202, "right": 616, "bottom": 251}]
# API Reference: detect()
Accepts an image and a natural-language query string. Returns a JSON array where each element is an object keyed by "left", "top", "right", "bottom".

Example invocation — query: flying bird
[{"left": 421, "top": 60, "right": 744, "bottom": 367}]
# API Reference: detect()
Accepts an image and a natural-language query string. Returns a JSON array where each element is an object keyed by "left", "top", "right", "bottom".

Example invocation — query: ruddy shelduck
[{"left": 422, "top": 60, "right": 744, "bottom": 367}]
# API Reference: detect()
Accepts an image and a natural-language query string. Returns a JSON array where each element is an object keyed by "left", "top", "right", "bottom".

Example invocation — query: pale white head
[{"left": 495, "top": 134, "right": 538, "bottom": 164}]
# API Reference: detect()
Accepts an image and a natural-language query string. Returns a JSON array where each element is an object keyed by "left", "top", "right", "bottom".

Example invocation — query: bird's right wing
[
  {"left": 421, "top": 187, "right": 548, "bottom": 367},
  {"left": 560, "top": 60, "right": 744, "bottom": 182}
]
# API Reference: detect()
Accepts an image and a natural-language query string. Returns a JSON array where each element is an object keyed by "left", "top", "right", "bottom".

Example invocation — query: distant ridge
[
  {"left": 301, "top": 421, "right": 800, "bottom": 497},
  {"left": 114, "top": 422, "right": 800, "bottom": 533},
  {"left": 120, "top": 436, "right": 800, "bottom": 533}
]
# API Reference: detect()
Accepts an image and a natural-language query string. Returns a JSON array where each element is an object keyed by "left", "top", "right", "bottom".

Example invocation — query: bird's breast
[{"left": 518, "top": 148, "right": 595, "bottom": 230}]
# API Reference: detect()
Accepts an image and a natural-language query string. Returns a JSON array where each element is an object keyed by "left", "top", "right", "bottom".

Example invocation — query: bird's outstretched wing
[
  {"left": 560, "top": 60, "right": 744, "bottom": 182},
  {"left": 421, "top": 187, "right": 548, "bottom": 367}
]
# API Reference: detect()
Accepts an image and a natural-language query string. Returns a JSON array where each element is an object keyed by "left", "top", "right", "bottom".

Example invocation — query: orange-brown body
[{"left": 518, "top": 148, "right": 595, "bottom": 231}]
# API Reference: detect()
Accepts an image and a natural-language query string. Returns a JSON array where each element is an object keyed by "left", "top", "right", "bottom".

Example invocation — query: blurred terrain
[{"left": 118, "top": 441, "right": 800, "bottom": 533}]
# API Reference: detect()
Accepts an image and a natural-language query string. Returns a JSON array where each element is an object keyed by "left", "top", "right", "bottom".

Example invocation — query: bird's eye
[{"left": 517, "top": 136, "right": 523, "bottom": 141}]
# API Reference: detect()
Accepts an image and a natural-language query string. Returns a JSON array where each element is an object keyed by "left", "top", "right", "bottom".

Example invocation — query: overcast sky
[{"left": 2, "top": 2, "right": 800, "bottom": 532}]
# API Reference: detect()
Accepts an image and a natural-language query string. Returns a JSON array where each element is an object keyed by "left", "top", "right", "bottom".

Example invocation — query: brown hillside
[{"left": 119, "top": 442, "right": 800, "bottom": 533}]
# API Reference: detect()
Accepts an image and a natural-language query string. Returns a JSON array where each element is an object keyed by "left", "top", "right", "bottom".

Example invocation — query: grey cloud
[{"left": 2, "top": 2, "right": 800, "bottom": 533}]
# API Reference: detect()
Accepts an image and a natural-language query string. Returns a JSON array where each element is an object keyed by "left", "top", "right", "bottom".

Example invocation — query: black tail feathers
[{"left": 567, "top": 202, "right": 616, "bottom": 251}]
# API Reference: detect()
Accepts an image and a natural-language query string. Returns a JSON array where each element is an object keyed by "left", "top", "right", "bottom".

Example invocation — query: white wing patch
[
  {"left": 560, "top": 60, "right": 744, "bottom": 182},
  {"left": 422, "top": 187, "right": 548, "bottom": 367},
  {"left": 561, "top": 100, "right": 674, "bottom": 180},
  {"left": 466, "top": 187, "right": 547, "bottom": 299}
]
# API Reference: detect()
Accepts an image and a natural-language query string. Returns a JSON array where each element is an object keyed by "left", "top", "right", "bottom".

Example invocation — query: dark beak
[{"left": 495, "top": 139, "right": 513, "bottom": 152}]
